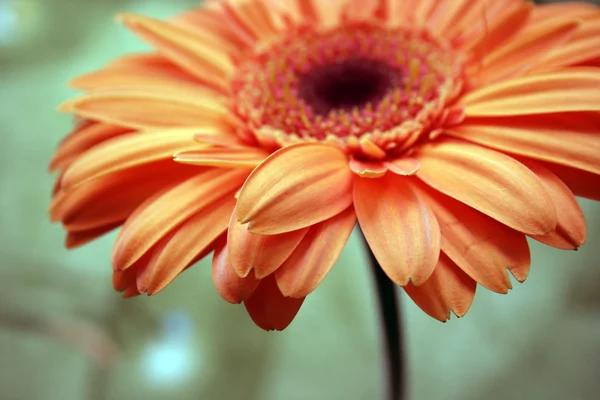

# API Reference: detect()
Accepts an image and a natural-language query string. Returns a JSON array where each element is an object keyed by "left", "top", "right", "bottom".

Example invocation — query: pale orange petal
[
  {"left": 404, "top": 253, "right": 476, "bottom": 321},
  {"left": 174, "top": 147, "right": 269, "bottom": 168},
  {"left": 60, "top": 129, "right": 203, "bottom": 189},
  {"left": 117, "top": 13, "right": 233, "bottom": 92},
  {"left": 463, "top": 68, "right": 600, "bottom": 116},
  {"left": 354, "top": 174, "right": 441, "bottom": 286},
  {"left": 415, "top": 139, "right": 556, "bottom": 235},
  {"left": 50, "top": 123, "right": 131, "bottom": 172},
  {"left": 544, "top": 162, "right": 600, "bottom": 201},
  {"left": 413, "top": 182, "right": 531, "bottom": 293},
  {"left": 474, "top": 20, "right": 579, "bottom": 85},
  {"left": 138, "top": 194, "right": 237, "bottom": 294},
  {"left": 275, "top": 206, "right": 355, "bottom": 298},
  {"left": 522, "top": 160, "right": 587, "bottom": 250},
  {"left": 448, "top": 0, "right": 523, "bottom": 42},
  {"left": 112, "top": 168, "right": 248, "bottom": 270},
  {"left": 212, "top": 239, "right": 260, "bottom": 303},
  {"left": 227, "top": 208, "right": 309, "bottom": 278},
  {"left": 385, "top": 158, "right": 420, "bottom": 176},
  {"left": 446, "top": 113, "right": 600, "bottom": 175},
  {"left": 244, "top": 275, "right": 305, "bottom": 331},
  {"left": 59, "top": 90, "right": 230, "bottom": 130},
  {"left": 530, "top": 1, "right": 599, "bottom": 24},
  {"left": 236, "top": 143, "right": 353, "bottom": 234}
]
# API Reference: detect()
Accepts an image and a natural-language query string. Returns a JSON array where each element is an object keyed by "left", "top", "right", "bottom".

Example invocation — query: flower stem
[{"left": 364, "top": 238, "right": 405, "bottom": 400}]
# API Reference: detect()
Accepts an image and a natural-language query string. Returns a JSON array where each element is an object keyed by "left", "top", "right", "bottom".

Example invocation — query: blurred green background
[{"left": 0, "top": 0, "right": 599, "bottom": 399}]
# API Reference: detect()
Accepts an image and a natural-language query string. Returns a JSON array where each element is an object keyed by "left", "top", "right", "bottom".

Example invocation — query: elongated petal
[
  {"left": 544, "top": 162, "right": 600, "bottom": 201},
  {"left": 237, "top": 143, "right": 353, "bottom": 234},
  {"left": 138, "top": 194, "right": 237, "bottom": 294},
  {"left": 117, "top": 13, "right": 233, "bottom": 92},
  {"left": 354, "top": 174, "right": 441, "bottom": 286},
  {"left": 415, "top": 139, "right": 556, "bottom": 235},
  {"left": 212, "top": 239, "right": 260, "bottom": 303},
  {"left": 59, "top": 91, "right": 230, "bottom": 130},
  {"left": 446, "top": 112, "right": 600, "bottom": 175},
  {"left": 50, "top": 123, "right": 131, "bottom": 172},
  {"left": 65, "top": 222, "right": 121, "bottom": 249},
  {"left": 275, "top": 207, "right": 356, "bottom": 298},
  {"left": 530, "top": 1, "right": 599, "bottom": 24},
  {"left": 463, "top": 68, "right": 600, "bottom": 116},
  {"left": 52, "top": 162, "right": 197, "bottom": 230},
  {"left": 174, "top": 147, "right": 268, "bottom": 168},
  {"left": 228, "top": 210, "right": 309, "bottom": 279},
  {"left": 244, "top": 275, "right": 305, "bottom": 331},
  {"left": 475, "top": 20, "right": 579, "bottom": 85},
  {"left": 413, "top": 183, "right": 531, "bottom": 293},
  {"left": 522, "top": 160, "right": 587, "bottom": 250},
  {"left": 60, "top": 129, "right": 203, "bottom": 189},
  {"left": 404, "top": 253, "right": 476, "bottom": 321},
  {"left": 112, "top": 168, "right": 248, "bottom": 270}
]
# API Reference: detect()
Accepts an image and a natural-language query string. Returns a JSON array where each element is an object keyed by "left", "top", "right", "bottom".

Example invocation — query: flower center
[{"left": 231, "top": 23, "right": 465, "bottom": 160}]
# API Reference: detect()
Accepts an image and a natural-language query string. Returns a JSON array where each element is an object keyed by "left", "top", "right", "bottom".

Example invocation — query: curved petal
[
  {"left": 463, "top": 68, "right": 600, "bottom": 116},
  {"left": 117, "top": 13, "right": 233, "bottom": 92},
  {"left": 354, "top": 174, "right": 441, "bottom": 286},
  {"left": 174, "top": 147, "right": 269, "bottom": 168},
  {"left": 236, "top": 143, "right": 353, "bottom": 234},
  {"left": 244, "top": 275, "right": 305, "bottom": 331},
  {"left": 415, "top": 139, "right": 556, "bottom": 235},
  {"left": 65, "top": 222, "right": 121, "bottom": 250},
  {"left": 446, "top": 112, "right": 600, "bottom": 175},
  {"left": 349, "top": 159, "right": 387, "bottom": 178},
  {"left": 227, "top": 209, "right": 309, "bottom": 279},
  {"left": 59, "top": 90, "right": 231, "bottom": 130},
  {"left": 413, "top": 182, "right": 531, "bottom": 293},
  {"left": 522, "top": 160, "right": 587, "bottom": 250},
  {"left": 60, "top": 129, "right": 204, "bottom": 189},
  {"left": 50, "top": 123, "right": 132, "bottom": 172},
  {"left": 138, "top": 194, "right": 237, "bottom": 294},
  {"left": 212, "top": 239, "right": 260, "bottom": 304},
  {"left": 275, "top": 206, "right": 356, "bottom": 298},
  {"left": 403, "top": 253, "right": 476, "bottom": 322},
  {"left": 543, "top": 162, "right": 600, "bottom": 201},
  {"left": 530, "top": 1, "right": 599, "bottom": 24},
  {"left": 112, "top": 168, "right": 248, "bottom": 270}
]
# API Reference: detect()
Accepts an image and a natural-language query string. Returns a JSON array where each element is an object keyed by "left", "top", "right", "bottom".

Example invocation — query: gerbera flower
[{"left": 50, "top": 0, "right": 600, "bottom": 330}]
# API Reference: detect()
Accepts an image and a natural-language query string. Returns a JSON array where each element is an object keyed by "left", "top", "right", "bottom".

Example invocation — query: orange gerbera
[{"left": 50, "top": 0, "right": 600, "bottom": 330}]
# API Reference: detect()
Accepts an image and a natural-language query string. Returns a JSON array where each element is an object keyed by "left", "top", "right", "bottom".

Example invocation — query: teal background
[{"left": 1, "top": 1, "right": 599, "bottom": 399}]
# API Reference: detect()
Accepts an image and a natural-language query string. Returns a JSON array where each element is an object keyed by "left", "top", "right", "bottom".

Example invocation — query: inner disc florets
[{"left": 231, "top": 23, "right": 464, "bottom": 159}]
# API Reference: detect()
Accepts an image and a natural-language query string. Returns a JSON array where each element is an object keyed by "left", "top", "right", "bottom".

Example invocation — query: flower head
[{"left": 50, "top": 0, "right": 600, "bottom": 330}]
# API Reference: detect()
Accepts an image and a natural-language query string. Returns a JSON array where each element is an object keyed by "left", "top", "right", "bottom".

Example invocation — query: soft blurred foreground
[{"left": 1, "top": 0, "right": 600, "bottom": 399}]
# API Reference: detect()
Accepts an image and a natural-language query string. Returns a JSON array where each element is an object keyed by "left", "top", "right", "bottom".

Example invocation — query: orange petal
[
  {"left": 174, "top": 147, "right": 268, "bottom": 168},
  {"left": 112, "top": 168, "right": 248, "bottom": 270},
  {"left": 236, "top": 143, "right": 353, "bottom": 234},
  {"left": 354, "top": 174, "right": 441, "bottom": 286},
  {"left": 349, "top": 159, "right": 387, "bottom": 178},
  {"left": 544, "top": 162, "right": 600, "bottom": 201},
  {"left": 244, "top": 274, "right": 305, "bottom": 331},
  {"left": 385, "top": 157, "right": 420, "bottom": 176},
  {"left": 446, "top": 112, "right": 600, "bottom": 175},
  {"left": 413, "top": 182, "right": 530, "bottom": 293},
  {"left": 532, "top": 14, "right": 600, "bottom": 71},
  {"left": 60, "top": 129, "right": 203, "bottom": 189},
  {"left": 415, "top": 139, "right": 556, "bottom": 235},
  {"left": 50, "top": 123, "right": 131, "bottom": 172},
  {"left": 403, "top": 253, "right": 476, "bottom": 321},
  {"left": 59, "top": 90, "right": 230, "bottom": 130},
  {"left": 530, "top": 1, "right": 599, "bottom": 24},
  {"left": 428, "top": 0, "right": 473, "bottom": 34},
  {"left": 65, "top": 222, "right": 121, "bottom": 250},
  {"left": 212, "top": 239, "right": 260, "bottom": 304},
  {"left": 227, "top": 209, "right": 309, "bottom": 279},
  {"left": 138, "top": 194, "right": 237, "bottom": 294},
  {"left": 222, "top": 0, "right": 281, "bottom": 42},
  {"left": 275, "top": 206, "right": 356, "bottom": 298},
  {"left": 521, "top": 160, "right": 587, "bottom": 250},
  {"left": 52, "top": 162, "right": 197, "bottom": 230},
  {"left": 117, "top": 13, "right": 233, "bottom": 92},
  {"left": 463, "top": 68, "right": 600, "bottom": 116},
  {"left": 474, "top": 20, "right": 579, "bottom": 85}
]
